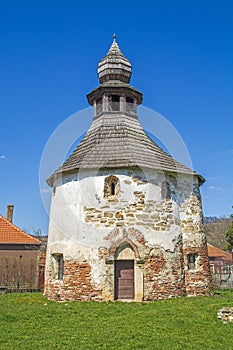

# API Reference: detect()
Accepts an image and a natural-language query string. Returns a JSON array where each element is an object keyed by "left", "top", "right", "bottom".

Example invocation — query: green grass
[{"left": 0, "top": 291, "right": 233, "bottom": 349}]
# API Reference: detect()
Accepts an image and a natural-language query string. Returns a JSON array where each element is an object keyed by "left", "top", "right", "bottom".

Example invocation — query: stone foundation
[{"left": 45, "top": 232, "right": 211, "bottom": 302}]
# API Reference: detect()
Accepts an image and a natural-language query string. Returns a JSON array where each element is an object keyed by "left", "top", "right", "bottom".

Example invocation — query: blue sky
[{"left": 0, "top": 0, "right": 232, "bottom": 234}]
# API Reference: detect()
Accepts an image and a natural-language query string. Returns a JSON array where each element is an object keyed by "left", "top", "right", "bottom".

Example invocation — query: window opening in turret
[
  {"left": 53, "top": 254, "right": 64, "bottom": 280},
  {"left": 109, "top": 95, "right": 120, "bottom": 111},
  {"left": 96, "top": 97, "right": 102, "bottom": 115},
  {"left": 126, "top": 96, "right": 135, "bottom": 114}
]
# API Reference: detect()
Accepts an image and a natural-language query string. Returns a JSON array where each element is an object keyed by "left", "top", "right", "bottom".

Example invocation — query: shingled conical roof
[
  {"left": 98, "top": 34, "right": 132, "bottom": 84},
  {"left": 47, "top": 38, "right": 204, "bottom": 186},
  {"left": 47, "top": 112, "right": 202, "bottom": 186}
]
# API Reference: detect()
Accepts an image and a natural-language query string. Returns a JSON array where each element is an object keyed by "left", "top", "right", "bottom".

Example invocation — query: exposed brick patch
[
  {"left": 143, "top": 243, "right": 186, "bottom": 300},
  {"left": 44, "top": 260, "right": 102, "bottom": 301},
  {"left": 183, "top": 243, "right": 212, "bottom": 295},
  {"left": 128, "top": 227, "right": 146, "bottom": 245},
  {"left": 103, "top": 227, "right": 119, "bottom": 240},
  {"left": 146, "top": 254, "right": 166, "bottom": 275}
]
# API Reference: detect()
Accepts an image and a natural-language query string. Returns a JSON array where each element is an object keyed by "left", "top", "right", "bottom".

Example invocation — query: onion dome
[{"left": 98, "top": 34, "right": 132, "bottom": 84}]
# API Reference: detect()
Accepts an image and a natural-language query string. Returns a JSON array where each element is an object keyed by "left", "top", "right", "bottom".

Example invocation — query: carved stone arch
[
  {"left": 109, "top": 238, "right": 140, "bottom": 260},
  {"left": 128, "top": 227, "right": 146, "bottom": 245},
  {"left": 115, "top": 243, "right": 135, "bottom": 261}
]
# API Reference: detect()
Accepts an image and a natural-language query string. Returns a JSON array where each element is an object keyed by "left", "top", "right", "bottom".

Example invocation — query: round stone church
[{"left": 44, "top": 37, "right": 211, "bottom": 301}]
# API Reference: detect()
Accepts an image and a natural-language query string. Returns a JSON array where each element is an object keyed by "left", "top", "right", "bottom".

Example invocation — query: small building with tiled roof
[
  {"left": 207, "top": 244, "right": 233, "bottom": 288},
  {"left": 0, "top": 215, "right": 41, "bottom": 245},
  {"left": 0, "top": 205, "right": 42, "bottom": 291},
  {"left": 45, "top": 36, "right": 211, "bottom": 302},
  {"left": 207, "top": 244, "right": 232, "bottom": 262}
]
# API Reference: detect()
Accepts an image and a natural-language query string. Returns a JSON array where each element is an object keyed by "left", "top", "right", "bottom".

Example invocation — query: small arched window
[
  {"left": 111, "top": 182, "right": 116, "bottom": 196},
  {"left": 104, "top": 175, "right": 120, "bottom": 199},
  {"left": 187, "top": 254, "right": 198, "bottom": 270},
  {"left": 52, "top": 254, "right": 64, "bottom": 280},
  {"left": 161, "top": 181, "right": 171, "bottom": 200}
]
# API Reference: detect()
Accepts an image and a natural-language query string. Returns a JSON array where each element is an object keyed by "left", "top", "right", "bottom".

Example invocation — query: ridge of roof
[{"left": 0, "top": 215, "right": 42, "bottom": 245}]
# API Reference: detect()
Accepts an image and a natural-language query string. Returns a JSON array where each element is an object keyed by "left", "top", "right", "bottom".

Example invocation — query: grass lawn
[{"left": 0, "top": 291, "right": 233, "bottom": 349}]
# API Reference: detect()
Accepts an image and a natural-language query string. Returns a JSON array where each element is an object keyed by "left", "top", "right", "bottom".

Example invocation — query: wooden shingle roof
[
  {"left": 98, "top": 36, "right": 132, "bottom": 84},
  {"left": 0, "top": 215, "right": 41, "bottom": 245},
  {"left": 47, "top": 113, "right": 203, "bottom": 186}
]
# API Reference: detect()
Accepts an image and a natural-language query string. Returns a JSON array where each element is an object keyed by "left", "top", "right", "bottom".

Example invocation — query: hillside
[{"left": 204, "top": 216, "right": 232, "bottom": 250}]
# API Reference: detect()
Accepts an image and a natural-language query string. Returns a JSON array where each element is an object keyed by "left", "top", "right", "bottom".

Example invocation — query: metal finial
[{"left": 113, "top": 33, "right": 117, "bottom": 41}]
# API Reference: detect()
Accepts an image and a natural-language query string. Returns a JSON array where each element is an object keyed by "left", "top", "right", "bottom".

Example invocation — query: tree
[
  {"left": 31, "top": 227, "right": 43, "bottom": 239},
  {"left": 204, "top": 216, "right": 232, "bottom": 249},
  {"left": 225, "top": 213, "right": 233, "bottom": 251}
]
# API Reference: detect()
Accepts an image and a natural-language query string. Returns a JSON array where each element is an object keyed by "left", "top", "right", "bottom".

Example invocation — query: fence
[
  {"left": 210, "top": 261, "right": 233, "bottom": 289},
  {"left": 0, "top": 256, "right": 43, "bottom": 292}
]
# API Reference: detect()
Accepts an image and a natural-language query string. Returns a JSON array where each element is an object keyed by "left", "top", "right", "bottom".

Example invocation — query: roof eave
[
  {"left": 0, "top": 242, "right": 42, "bottom": 245},
  {"left": 198, "top": 174, "right": 205, "bottom": 186},
  {"left": 87, "top": 83, "right": 143, "bottom": 106},
  {"left": 47, "top": 165, "right": 203, "bottom": 188}
]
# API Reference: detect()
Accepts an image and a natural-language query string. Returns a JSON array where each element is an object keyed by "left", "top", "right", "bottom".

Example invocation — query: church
[{"left": 44, "top": 36, "right": 211, "bottom": 301}]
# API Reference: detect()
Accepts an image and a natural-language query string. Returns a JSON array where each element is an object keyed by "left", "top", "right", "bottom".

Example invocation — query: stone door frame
[{"left": 112, "top": 241, "right": 144, "bottom": 302}]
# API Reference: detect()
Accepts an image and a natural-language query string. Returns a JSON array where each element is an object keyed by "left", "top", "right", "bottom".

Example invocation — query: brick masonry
[{"left": 44, "top": 260, "right": 102, "bottom": 301}]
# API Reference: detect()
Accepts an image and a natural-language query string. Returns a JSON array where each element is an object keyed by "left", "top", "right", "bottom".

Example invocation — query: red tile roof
[
  {"left": 0, "top": 215, "right": 41, "bottom": 244},
  {"left": 207, "top": 244, "right": 232, "bottom": 261}
]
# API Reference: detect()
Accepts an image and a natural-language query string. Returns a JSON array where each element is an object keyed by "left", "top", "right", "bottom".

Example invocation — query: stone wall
[
  {"left": 143, "top": 241, "right": 186, "bottom": 300},
  {"left": 44, "top": 236, "right": 188, "bottom": 301},
  {"left": 181, "top": 194, "right": 212, "bottom": 295},
  {"left": 84, "top": 190, "right": 178, "bottom": 231},
  {"left": 45, "top": 169, "right": 211, "bottom": 301}
]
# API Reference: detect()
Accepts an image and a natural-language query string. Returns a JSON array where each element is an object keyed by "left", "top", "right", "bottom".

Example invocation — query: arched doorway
[{"left": 114, "top": 243, "right": 135, "bottom": 300}]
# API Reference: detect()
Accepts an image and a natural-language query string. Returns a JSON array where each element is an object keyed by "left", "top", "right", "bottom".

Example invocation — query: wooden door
[{"left": 115, "top": 260, "right": 134, "bottom": 300}]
